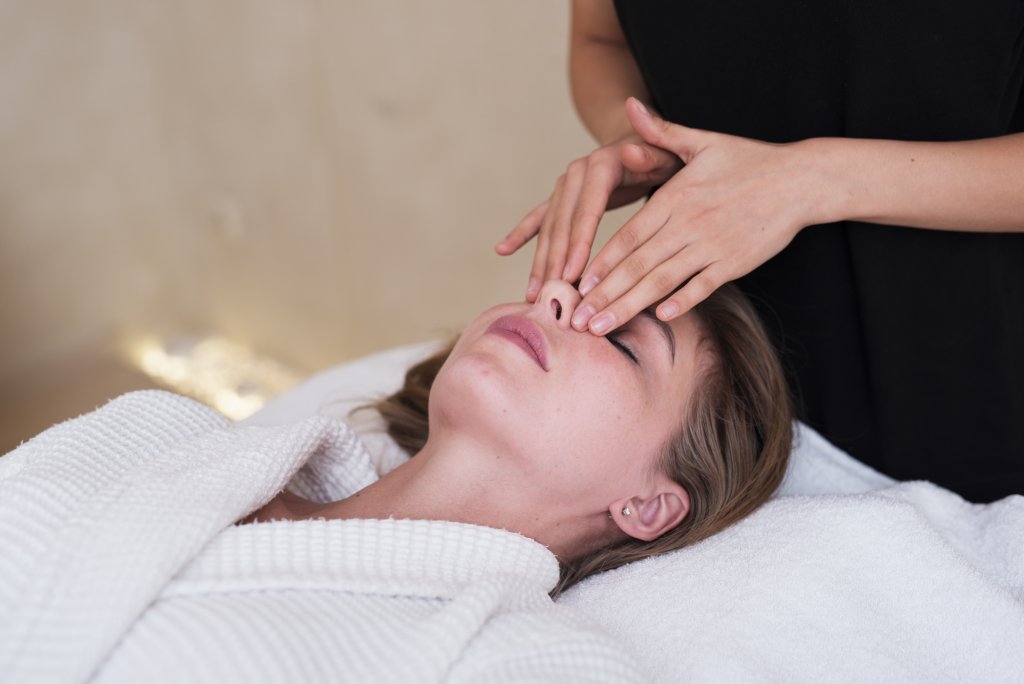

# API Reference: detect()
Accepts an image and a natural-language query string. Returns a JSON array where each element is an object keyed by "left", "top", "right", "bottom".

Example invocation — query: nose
[{"left": 533, "top": 280, "right": 581, "bottom": 330}]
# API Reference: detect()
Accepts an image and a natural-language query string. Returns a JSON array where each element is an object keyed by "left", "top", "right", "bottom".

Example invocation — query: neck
[{"left": 298, "top": 435, "right": 619, "bottom": 562}]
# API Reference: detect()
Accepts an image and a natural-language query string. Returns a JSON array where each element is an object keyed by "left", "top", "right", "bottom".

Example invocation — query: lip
[{"left": 485, "top": 315, "right": 550, "bottom": 371}]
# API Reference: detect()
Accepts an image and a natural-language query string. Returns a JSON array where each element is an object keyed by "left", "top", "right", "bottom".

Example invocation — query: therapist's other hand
[
  {"left": 495, "top": 128, "right": 682, "bottom": 302},
  {"left": 571, "top": 97, "right": 821, "bottom": 335}
]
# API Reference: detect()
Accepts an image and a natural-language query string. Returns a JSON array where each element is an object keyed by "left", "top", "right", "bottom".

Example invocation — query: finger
[
  {"left": 620, "top": 142, "right": 682, "bottom": 183},
  {"left": 574, "top": 235, "right": 701, "bottom": 335},
  {"left": 655, "top": 263, "right": 728, "bottom": 321},
  {"left": 577, "top": 201, "right": 670, "bottom": 298},
  {"left": 544, "top": 162, "right": 586, "bottom": 281},
  {"left": 527, "top": 229, "right": 549, "bottom": 302},
  {"left": 625, "top": 97, "right": 708, "bottom": 163},
  {"left": 496, "top": 200, "right": 549, "bottom": 255},
  {"left": 562, "top": 157, "right": 624, "bottom": 282},
  {"left": 578, "top": 249, "right": 708, "bottom": 336},
  {"left": 527, "top": 186, "right": 562, "bottom": 301}
]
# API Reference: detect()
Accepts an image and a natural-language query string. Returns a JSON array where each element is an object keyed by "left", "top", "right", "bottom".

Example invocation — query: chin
[{"left": 429, "top": 349, "right": 545, "bottom": 446}]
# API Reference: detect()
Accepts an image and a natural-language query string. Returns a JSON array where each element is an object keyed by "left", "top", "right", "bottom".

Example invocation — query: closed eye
[{"left": 607, "top": 333, "right": 639, "bottom": 365}]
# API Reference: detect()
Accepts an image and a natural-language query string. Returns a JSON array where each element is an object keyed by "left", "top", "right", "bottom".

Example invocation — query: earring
[{"left": 622, "top": 506, "right": 632, "bottom": 517}]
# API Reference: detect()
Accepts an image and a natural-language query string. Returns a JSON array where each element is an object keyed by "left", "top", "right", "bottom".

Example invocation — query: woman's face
[{"left": 430, "top": 279, "right": 706, "bottom": 515}]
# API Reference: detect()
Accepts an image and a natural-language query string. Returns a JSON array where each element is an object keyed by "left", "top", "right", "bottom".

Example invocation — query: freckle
[{"left": 910, "top": 158, "right": 915, "bottom": 162}]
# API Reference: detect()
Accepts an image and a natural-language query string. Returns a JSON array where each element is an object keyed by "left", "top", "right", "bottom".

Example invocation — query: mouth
[{"left": 485, "top": 315, "right": 549, "bottom": 371}]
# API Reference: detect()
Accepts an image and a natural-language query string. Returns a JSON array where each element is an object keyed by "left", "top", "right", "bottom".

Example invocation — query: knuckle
[
  {"left": 625, "top": 255, "right": 649, "bottom": 280},
  {"left": 548, "top": 216, "right": 573, "bottom": 237},
  {"left": 617, "top": 226, "right": 643, "bottom": 252},
  {"left": 651, "top": 271, "right": 680, "bottom": 294},
  {"left": 570, "top": 206, "right": 598, "bottom": 228},
  {"left": 688, "top": 275, "right": 714, "bottom": 300}
]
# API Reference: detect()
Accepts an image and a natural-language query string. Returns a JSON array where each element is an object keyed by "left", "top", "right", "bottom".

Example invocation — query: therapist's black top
[{"left": 613, "top": 0, "right": 1024, "bottom": 502}]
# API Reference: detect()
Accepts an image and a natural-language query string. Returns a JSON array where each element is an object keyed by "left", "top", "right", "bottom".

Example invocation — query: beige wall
[{"left": 0, "top": 1, "right": 630, "bottom": 383}]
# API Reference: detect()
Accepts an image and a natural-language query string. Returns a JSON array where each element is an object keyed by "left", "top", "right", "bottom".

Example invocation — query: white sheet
[{"left": 242, "top": 341, "right": 1024, "bottom": 681}]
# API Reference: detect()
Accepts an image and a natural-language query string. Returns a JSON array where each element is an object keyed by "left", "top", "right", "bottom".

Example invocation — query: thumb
[
  {"left": 626, "top": 97, "right": 707, "bottom": 163},
  {"left": 621, "top": 141, "right": 682, "bottom": 179}
]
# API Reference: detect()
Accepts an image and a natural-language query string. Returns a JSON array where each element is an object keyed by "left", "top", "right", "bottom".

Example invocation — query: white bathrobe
[{"left": 0, "top": 391, "right": 643, "bottom": 683}]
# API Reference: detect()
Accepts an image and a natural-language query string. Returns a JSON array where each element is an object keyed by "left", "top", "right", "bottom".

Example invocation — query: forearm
[
  {"left": 805, "top": 133, "right": 1024, "bottom": 233},
  {"left": 569, "top": 0, "right": 651, "bottom": 146}
]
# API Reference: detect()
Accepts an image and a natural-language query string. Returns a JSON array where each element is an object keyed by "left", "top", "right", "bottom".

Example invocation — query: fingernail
[
  {"left": 526, "top": 277, "right": 539, "bottom": 298},
  {"left": 633, "top": 98, "right": 650, "bottom": 116},
  {"left": 579, "top": 275, "right": 600, "bottom": 296},
  {"left": 658, "top": 301, "right": 680, "bottom": 320},
  {"left": 571, "top": 304, "right": 596, "bottom": 330},
  {"left": 590, "top": 312, "right": 615, "bottom": 335}
]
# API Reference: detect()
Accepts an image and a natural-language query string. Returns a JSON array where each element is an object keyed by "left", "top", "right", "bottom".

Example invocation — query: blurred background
[{"left": 0, "top": 1, "right": 632, "bottom": 451}]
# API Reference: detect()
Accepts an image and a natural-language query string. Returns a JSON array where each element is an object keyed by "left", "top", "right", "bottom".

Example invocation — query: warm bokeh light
[{"left": 124, "top": 335, "right": 300, "bottom": 419}]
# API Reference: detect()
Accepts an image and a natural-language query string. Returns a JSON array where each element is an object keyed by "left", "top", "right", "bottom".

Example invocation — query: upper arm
[{"left": 571, "top": 0, "right": 628, "bottom": 49}]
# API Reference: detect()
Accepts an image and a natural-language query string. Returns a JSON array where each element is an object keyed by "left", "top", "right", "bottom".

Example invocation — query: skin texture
[
  {"left": 240, "top": 280, "right": 704, "bottom": 562},
  {"left": 497, "top": 0, "right": 1024, "bottom": 336}
]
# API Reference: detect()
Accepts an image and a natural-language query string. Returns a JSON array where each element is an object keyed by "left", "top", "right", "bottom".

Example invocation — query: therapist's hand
[
  {"left": 495, "top": 128, "right": 682, "bottom": 302},
  {"left": 571, "top": 97, "right": 825, "bottom": 334}
]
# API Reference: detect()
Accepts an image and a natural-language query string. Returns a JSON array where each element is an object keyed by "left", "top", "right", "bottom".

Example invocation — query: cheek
[
  {"left": 428, "top": 347, "right": 554, "bottom": 447},
  {"left": 430, "top": 326, "right": 676, "bottom": 495},
  {"left": 533, "top": 357, "right": 670, "bottom": 484}
]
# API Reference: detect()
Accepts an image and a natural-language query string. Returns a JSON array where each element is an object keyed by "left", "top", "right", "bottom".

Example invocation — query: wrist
[{"left": 790, "top": 137, "right": 858, "bottom": 226}]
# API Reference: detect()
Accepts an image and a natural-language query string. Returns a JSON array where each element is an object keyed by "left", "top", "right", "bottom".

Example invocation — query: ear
[{"left": 609, "top": 479, "right": 690, "bottom": 542}]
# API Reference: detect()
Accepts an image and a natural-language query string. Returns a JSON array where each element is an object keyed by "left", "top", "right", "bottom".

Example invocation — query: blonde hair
[{"left": 368, "top": 284, "right": 792, "bottom": 595}]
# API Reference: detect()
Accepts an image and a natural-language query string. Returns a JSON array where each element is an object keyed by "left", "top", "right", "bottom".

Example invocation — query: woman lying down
[{"left": 0, "top": 280, "right": 791, "bottom": 683}]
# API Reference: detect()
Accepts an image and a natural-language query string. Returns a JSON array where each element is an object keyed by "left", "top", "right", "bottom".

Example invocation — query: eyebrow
[{"left": 637, "top": 309, "right": 676, "bottom": 365}]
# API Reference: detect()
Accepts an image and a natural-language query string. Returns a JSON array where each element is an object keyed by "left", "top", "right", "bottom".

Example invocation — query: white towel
[{"left": 560, "top": 424, "right": 1024, "bottom": 682}]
